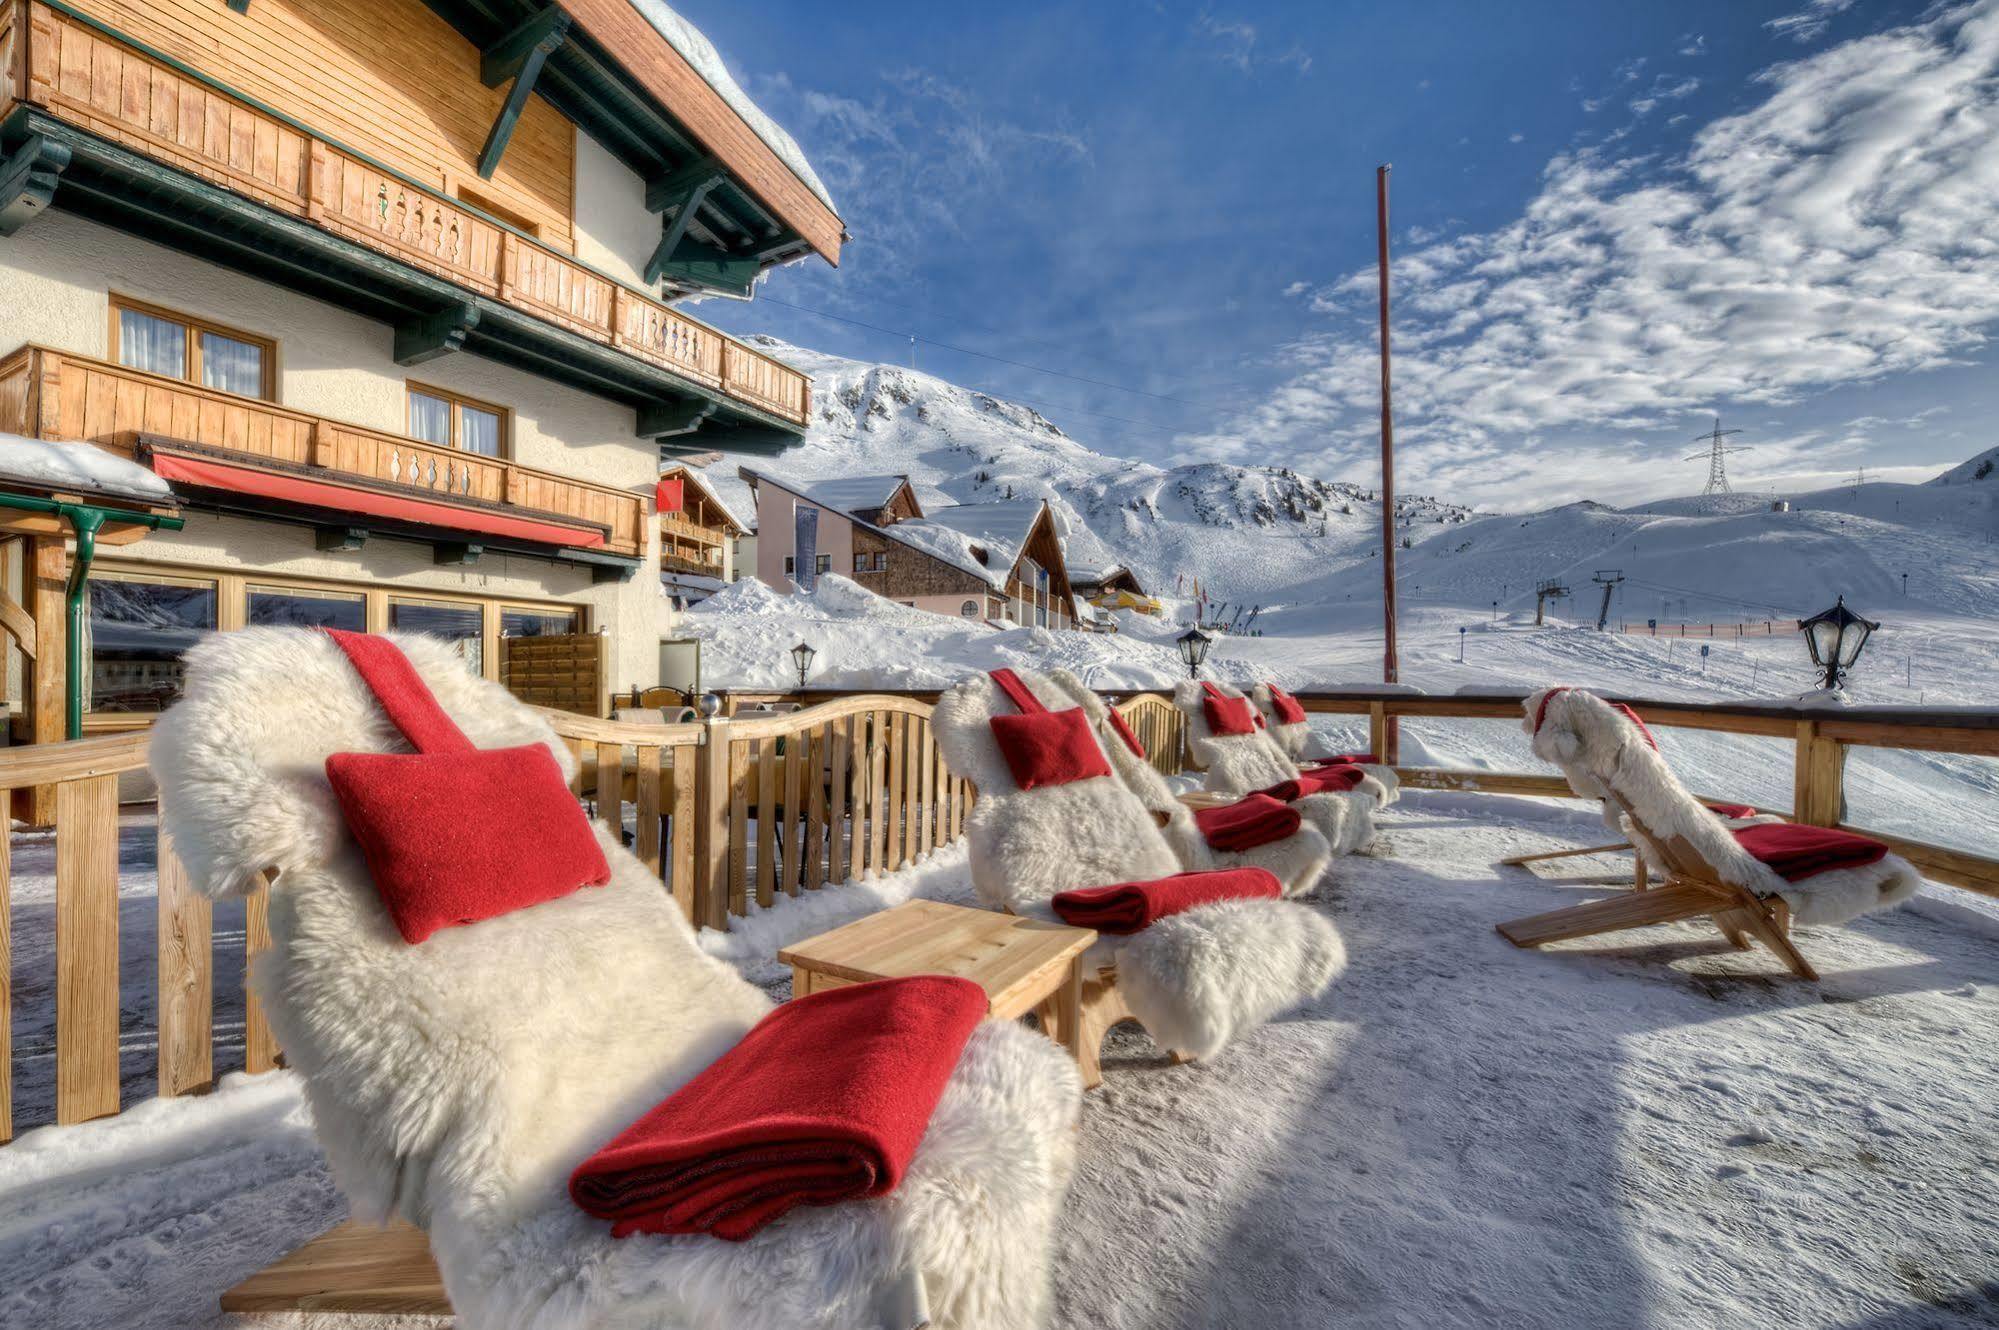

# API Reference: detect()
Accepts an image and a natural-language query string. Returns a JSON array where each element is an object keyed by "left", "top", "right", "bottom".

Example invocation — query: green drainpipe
[{"left": 0, "top": 492, "right": 185, "bottom": 739}]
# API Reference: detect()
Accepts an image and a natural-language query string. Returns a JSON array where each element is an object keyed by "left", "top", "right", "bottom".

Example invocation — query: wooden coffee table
[{"left": 779, "top": 900, "right": 1103, "bottom": 1085}]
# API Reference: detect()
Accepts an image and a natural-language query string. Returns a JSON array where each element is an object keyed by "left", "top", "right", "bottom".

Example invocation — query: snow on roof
[
  {"left": 802, "top": 474, "right": 909, "bottom": 513},
  {"left": 628, "top": 1, "right": 839, "bottom": 215},
  {"left": 891, "top": 500, "right": 1048, "bottom": 589},
  {"left": 0, "top": 433, "right": 175, "bottom": 505}
]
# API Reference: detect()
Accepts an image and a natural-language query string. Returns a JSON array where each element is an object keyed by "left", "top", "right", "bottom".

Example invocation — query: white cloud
[
  {"left": 1193, "top": 13, "right": 1311, "bottom": 75},
  {"left": 1182, "top": 1, "right": 1999, "bottom": 508},
  {"left": 1766, "top": 0, "right": 1858, "bottom": 44},
  {"left": 1581, "top": 96, "right": 1606, "bottom": 112},
  {"left": 1509, "top": 132, "right": 1525, "bottom": 143},
  {"left": 1679, "top": 34, "right": 1708, "bottom": 57},
  {"left": 1630, "top": 75, "right": 1700, "bottom": 116}
]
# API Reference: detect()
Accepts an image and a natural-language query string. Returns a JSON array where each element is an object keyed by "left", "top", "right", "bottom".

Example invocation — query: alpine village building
[
  {"left": 0, "top": 0, "right": 843, "bottom": 809},
  {"left": 740, "top": 470, "right": 1082, "bottom": 629}
]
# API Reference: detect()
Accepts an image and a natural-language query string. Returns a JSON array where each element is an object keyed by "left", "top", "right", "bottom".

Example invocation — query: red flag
[{"left": 655, "top": 476, "right": 684, "bottom": 514}]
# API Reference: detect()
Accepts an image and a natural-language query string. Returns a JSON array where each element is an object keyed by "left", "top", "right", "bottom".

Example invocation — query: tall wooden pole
[{"left": 1376, "top": 164, "right": 1399, "bottom": 763}]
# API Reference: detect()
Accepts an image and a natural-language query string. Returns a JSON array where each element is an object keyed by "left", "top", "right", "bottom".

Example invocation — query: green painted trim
[
  {"left": 644, "top": 179, "right": 721, "bottom": 285},
  {"left": 315, "top": 526, "right": 368, "bottom": 552},
  {"left": 653, "top": 238, "right": 761, "bottom": 298},
  {"left": 636, "top": 398, "right": 716, "bottom": 440},
  {"left": 226, "top": 0, "right": 249, "bottom": 12},
  {"left": 643, "top": 155, "right": 725, "bottom": 214},
  {"left": 476, "top": 8, "right": 570, "bottom": 179},
  {"left": 394, "top": 305, "right": 480, "bottom": 364},
  {"left": 0, "top": 133, "right": 70, "bottom": 236}
]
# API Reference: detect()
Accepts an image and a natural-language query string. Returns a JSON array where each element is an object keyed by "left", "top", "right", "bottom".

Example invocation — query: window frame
[
  {"left": 108, "top": 294, "right": 277, "bottom": 401},
  {"left": 406, "top": 380, "right": 512, "bottom": 458}
]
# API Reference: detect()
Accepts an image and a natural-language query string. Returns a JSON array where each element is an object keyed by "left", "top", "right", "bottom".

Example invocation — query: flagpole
[{"left": 1376, "top": 163, "right": 1400, "bottom": 763}]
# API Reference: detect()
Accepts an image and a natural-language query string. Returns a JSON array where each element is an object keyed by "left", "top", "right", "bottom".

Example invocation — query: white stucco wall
[
  {"left": 570, "top": 130, "right": 661, "bottom": 293},
  {"left": 752, "top": 485, "right": 854, "bottom": 591},
  {"left": 0, "top": 215, "right": 667, "bottom": 693}
]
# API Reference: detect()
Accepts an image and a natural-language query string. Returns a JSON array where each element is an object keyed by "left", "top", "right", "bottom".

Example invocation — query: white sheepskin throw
[
  {"left": 1040, "top": 674, "right": 1331, "bottom": 897},
  {"left": 1169, "top": 680, "right": 1379, "bottom": 854},
  {"left": 1249, "top": 683, "right": 1312, "bottom": 760},
  {"left": 150, "top": 628, "right": 1080, "bottom": 1330},
  {"left": 1522, "top": 686, "right": 1921, "bottom": 926},
  {"left": 932, "top": 668, "right": 1346, "bottom": 1060}
]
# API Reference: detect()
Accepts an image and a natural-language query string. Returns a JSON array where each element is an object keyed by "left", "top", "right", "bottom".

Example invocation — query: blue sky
[{"left": 683, "top": 0, "right": 1998, "bottom": 510}]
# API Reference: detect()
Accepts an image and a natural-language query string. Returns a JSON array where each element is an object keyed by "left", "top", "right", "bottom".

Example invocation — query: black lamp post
[
  {"left": 1797, "top": 596, "right": 1878, "bottom": 691},
  {"left": 1176, "top": 626, "right": 1212, "bottom": 679},
  {"left": 790, "top": 641, "right": 817, "bottom": 691}
]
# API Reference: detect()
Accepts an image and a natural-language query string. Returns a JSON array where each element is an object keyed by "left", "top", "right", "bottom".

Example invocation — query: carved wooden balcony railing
[
  {"left": 0, "top": 0, "right": 810, "bottom": 429},
  {"left": 0, "top": 345, "right": 645, "bottom": 556}
]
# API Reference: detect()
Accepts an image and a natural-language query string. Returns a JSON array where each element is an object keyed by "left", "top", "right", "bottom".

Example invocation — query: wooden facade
[{"left": 657, "top": 464, "right": 741, "bottom": 577}]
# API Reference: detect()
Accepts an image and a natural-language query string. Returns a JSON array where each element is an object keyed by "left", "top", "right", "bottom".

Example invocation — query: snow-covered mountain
[
  {"left": 698, "top": 339, "right": 1472, "bottom": 604},
  {"left": 695, "top": 339, "right": 1996, "bottom": 627}
]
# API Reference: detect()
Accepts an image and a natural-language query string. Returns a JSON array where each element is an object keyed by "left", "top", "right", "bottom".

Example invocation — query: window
[
  {"left": 111, "top": 296, "right": 274, "bottom": 400},
  {"left": 502, "top": 606, "right": 581, "bottom": 638},
  {"left": 86, "top": 571, "right": 217, "bottom": 712},
  {"left": 816, "top": 554, "right": 832, "bottom": 575},
  {"left": 960, "top": 600, "right": 980, "bottom": 618},
  {"left": 872, "top": 552, "right": 888, "bottom": 571},
  {"left": 248, "top": 584, "right": 365, "bottom": 631},
  {"left": 407, "top": 383, "right": 506, "bottom": 457},
  {"left": 390, "top": 596, "right": 483, "bottom": 673},
  {"left": 783, "top": 556, "right": 795, "bottom": 574},
  {"left": 853, "top": 553, "right": 869, "bottom": 573},
  {"left": 453, "top": 183, "right": 543, "bottom": 239}
]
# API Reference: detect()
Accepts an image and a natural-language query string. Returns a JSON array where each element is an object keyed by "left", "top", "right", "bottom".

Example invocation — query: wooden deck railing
[
  {"left": 0, "top": 345, "right": 646, "bottom": 557},
  {"left": 5, "top": 683, "right": 1992, "bottom": 1143},
  {"left": 9, "top": 0, "right": 809, "bottom": 427}
]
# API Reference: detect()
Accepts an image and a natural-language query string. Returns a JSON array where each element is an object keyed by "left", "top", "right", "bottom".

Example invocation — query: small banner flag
[
  {"left": 655, "top": 475, "right": 684, "bottom": 514},
  {"left": 794, "top": 503, "right": 819, "bottom": 592}
]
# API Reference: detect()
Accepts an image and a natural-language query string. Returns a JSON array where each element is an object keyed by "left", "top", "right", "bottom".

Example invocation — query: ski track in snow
[{"left": 3, "top": 795, "right": 1996, "bottom": 1329}]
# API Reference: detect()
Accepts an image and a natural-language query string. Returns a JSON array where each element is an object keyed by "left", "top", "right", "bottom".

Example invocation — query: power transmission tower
[
  {"left": 1684, "top": 416, "right": 1748, "bottom": 494},
  {"left": 1591, "top": 570, "right": 1624, "bottom": 631},
  {"left": 1534, "top": 578, "right": 1570, "bottom": 626}
]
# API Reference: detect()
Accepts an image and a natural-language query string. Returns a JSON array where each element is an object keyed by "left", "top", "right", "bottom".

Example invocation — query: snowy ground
[{"left": 5, "top": 792, "right": 1996, "bottom": 1329}]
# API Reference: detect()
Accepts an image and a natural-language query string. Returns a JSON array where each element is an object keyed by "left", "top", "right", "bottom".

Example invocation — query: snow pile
[
  {"left": 628, "top": 1, "right": 838, "bottom": 214},
  {"left": 0, "top": 432, "right": 175, "bottom": 503}
]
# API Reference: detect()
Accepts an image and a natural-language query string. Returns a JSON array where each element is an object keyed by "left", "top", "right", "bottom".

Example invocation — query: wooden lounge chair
[
  {"left": 1247, "top": 681, "right": 1400, "bottom": 804},
  {"left": 1496, "top": 687, "right": 1921, "bottom": 979},
  {"left": 1040, "top": 672, "right": 1332, "bottom": 895},
  {"left": 932, "top": 669, "right": 1345, "bottom": 1088},
  {"left": 149, "top": 628, "right": 1081, "bottom": 1330},
  {"left": 1172, "top": 679, "right": 1381, "bottom": 855}
]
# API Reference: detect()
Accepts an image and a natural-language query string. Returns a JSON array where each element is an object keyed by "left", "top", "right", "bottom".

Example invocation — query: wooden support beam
[
  {"left": 643, "top": 159, "right": 728, "bottom": 287},
  {"left": 26, "top": 536, "right": 64, "bottom": 824},
  {"left": 0, "top": 585, "right": 35, "bottom": 659},
  {"left": 433, "top": 542, "right": 482, "bottom": 566},
  {"left": 314, "top": 526, "right": 367, "bottom": 553},
  {"left": 393, "top": 306, "right": 479, "bottom": 366},
  {"left": 476, "top": 8, "right": 572, "bottom": 180},
  {"left": 636, "top": 398, "right": 716, "bottom": 440},
  {"left": 650, "top": 237, "right": 763, "bottom": 298},
  {"left": 0, "top": 134, "right": 72, "bottom": 236}
]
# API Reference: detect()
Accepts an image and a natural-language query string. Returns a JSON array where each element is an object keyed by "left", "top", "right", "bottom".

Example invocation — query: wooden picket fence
[{"left": 3, "top": 685, "right": 1992, "bottom": 1145}]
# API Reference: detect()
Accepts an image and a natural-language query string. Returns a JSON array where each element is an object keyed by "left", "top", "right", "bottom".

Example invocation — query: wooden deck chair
[
  {"left": 933, "top": 669, "right": 1346, "bottom": 1088},
  {"left": 1173, "top": 679, "right": 1381, "bottom": 855},
  {"left": 149, "top": 628, "right": 1081, "bottom": 1330},
  {"left": 1499, "top": 800, "right": 1780, "bottom": 889},
  {"left": 1247, "top": 682, "right": 1401, "bottom": 804},
  {"left": 1496, "top": 687, "right": 1922, "bottom": 979},
  {"left": 1040, "top": 671, "right": 1332, "bottom": 895}
]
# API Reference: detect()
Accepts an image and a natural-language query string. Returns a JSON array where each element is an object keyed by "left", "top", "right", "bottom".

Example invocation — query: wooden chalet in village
[
  {"left": 0, "top": 0, "right": 841, "bottom": 779},
  {"left": 1073, "top": 563, "right": 1159, "bottom": 617},
  {"left": 656, "top": 460, "right": 746, "bottom": 608},
  {"left": 740, "top": 469, "right": 1082, "bottom": 628}
]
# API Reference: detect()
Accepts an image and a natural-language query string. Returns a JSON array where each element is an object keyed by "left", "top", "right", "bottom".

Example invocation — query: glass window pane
[
  {"left": 117, "top": 308, "right": 186, "bottom": 379},
  {"left": 390, "top": 597, "right": 483, "bottom": 674},
  {"left": 500, "top": 607, "right": 579, "bottom": 638},
  {"left": 86, "top": 574, "right": 216, "bottom": 712},
  {"left": 409, "top": 392, "right": 451, "bottom": 446},
  {"left": 459, "top": 405, "right": 501, "bottom": 456},
  {"left": 200, "top": 330, "right": 265, "bottom": 397},
  {"left": 247, "top": 585, "right": 364, "bottom": 631}
]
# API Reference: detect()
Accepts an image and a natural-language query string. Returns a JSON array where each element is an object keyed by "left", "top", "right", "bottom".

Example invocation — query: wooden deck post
[
  {"left": 26, "top": 533, "right": 66, "bottom": 825},
  {"left": 692, "top": 716, "right": 731, "bottom": 930},
  {"left": 1793, "top": 720, "right": 1846, "bottom": 827}
]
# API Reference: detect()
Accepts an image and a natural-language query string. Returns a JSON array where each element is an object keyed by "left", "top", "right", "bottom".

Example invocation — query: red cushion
[
  {"left": 1193, "top": 794, "right": 1301, "bottom": 851},
  {"left": 1324, "top": 752, "right": 1376, "bottom": 765},
  {"left": 1266, "top": 686, "right": 1308, "bottom": 726},
  {"left": 1052, "top": 868, "right": 1282, "bottom": 934},
  {"left": 1732, "top": 822, "right": 1887, "bottom": 883},
  {"left": 989, "top": 707, "right": 1113, "bottom": 790},
  {"left": 326, "top": 745, "right": 612, "bottom": 944},
  {"left": 1705, "top": 802, "right": 1761, "bottom": 821},
  {"left": 1106, "top": 707, "right": 1147, "bottom": 758},
  {"left": 1260, "top": 764, "right": 1366, "bottom": 803},
  {"left": 570, "top": 976, "right": 985, "bottom": 1241},
  {"left": 1202, "top": 691, "right": 1259, "bottom": 736},
  {"left": 322, "top": 629, "right": 609, "bottom": 944}
]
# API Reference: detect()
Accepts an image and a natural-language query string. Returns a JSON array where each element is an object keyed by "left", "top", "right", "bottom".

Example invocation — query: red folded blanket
[
  {"left": 569, "top": 976, "right": 986, "bottom": 1241},
  {"left": 1193, "top": 793, "right": 1302, "bottom": 852},
  {"left": 1052, "top": 867, "right": 1282, "bottom": 933},
  {"left": 1260, "top": 764, "right": 1366, "bottom": 802},
  {"left": 1200, "top": 683, "right": 1260, "bottom": 736},
  {"left": 1705, "top": 801, "right": 1761, "bottom": 821},
  {"left": 1320, "top": 752, "right": 1377, "bottom": 765},
  {"left": 1732, "top": 823, "right": 1887, "bottom": 883}
]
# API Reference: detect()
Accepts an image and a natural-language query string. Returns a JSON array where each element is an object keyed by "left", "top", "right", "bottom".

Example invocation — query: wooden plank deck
[{"left": 220, "top": 1219, "right": 448, "bottom": 1315}]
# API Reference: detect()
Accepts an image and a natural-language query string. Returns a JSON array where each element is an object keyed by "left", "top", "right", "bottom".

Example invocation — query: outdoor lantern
[
  {"left": 790, "top": 641, "right": 817, "bottom": 690},
  {"left": 1176, "top": 626, "right": 1212, "bottom": 678},
  {"left": 1797, "top": 596, "right": 1878, "bottom": 691}
]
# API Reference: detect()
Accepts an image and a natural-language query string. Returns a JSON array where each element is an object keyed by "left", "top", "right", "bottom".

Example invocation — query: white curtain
[
  {"left": 118, "top": 309, "right": 185, "bottom": 378},
  {"left": 460, "top": 406, "right": 501, "bottom": 456},
  {"left": 409, "top": 392, "right": 452, "bottom": 446},
  {"left": 200, "top": 331, "right": 264, "bottom": 397}
]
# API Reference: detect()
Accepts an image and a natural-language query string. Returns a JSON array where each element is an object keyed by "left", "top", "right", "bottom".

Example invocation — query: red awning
[{"left": 150, "top": 452, "right": 607, "bottom": 549}]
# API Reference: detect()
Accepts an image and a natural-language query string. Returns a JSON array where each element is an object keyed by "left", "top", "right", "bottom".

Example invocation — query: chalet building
[
  {"left": 740, "top": 470, "right": 1080, "bottom": 629},
  {"left": 656, "top": 462, "right": 746, "bottom": 609},
  {"left": 1073, "top": 564, "right": 1160, "bottom": 616},
  {"left": 0, "top": 0, "right": 842, "bottom": 758}
]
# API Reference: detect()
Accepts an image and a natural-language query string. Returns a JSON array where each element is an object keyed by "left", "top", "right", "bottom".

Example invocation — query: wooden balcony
[
  {"left": 0, "top": 345, "right": 646, "bottom": 558},
  {"left": 0, "top": 0, "right": 810, "bottom": 441}
]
